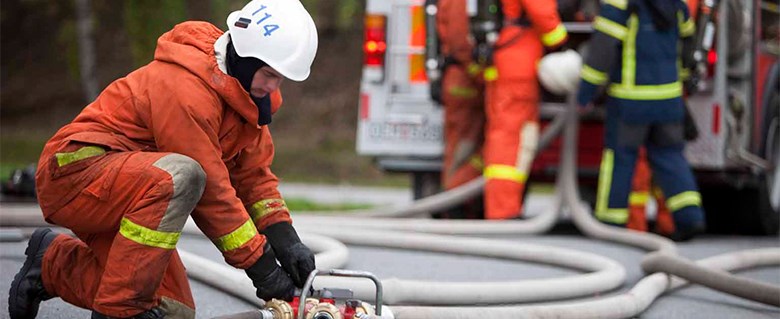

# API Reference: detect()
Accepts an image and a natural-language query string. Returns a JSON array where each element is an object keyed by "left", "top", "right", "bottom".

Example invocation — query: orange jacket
[
  {"left": 38, "top": 22, "right": 290, "bottom": 268},
  {"left": 436, "top": 0, "right": 474, "bottom": 66},
  {"left": 501, "top": 0, "right": 567, "bottom": 48}
]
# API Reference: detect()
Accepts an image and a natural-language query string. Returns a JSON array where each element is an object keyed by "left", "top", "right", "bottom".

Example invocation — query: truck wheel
[
  {"left": 412, "top": 171, "right": 441, "bottom": 200},
  {"left": 757, "top": 85, "right": 780, "bottom": 235}
]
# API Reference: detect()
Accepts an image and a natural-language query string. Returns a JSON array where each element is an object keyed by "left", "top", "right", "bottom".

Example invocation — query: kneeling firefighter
[
  {"left": 9, "top": 1, "right": 318, "bottom": 318},
  {"left": 577, "top": 0, "right": 706, "bottom": 241}
]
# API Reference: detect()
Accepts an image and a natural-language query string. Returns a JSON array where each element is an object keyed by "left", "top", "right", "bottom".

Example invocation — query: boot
[
  {"left": 91, "top": 307, "right": 165, "bottom": 319},
  {"left": 8, "top": 228, "right": 58, "bottom": 319}
]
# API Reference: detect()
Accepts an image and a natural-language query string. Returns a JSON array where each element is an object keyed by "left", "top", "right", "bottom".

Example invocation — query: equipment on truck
[{"left": 355, "top": 0, "right": 779, "bottom": 234}]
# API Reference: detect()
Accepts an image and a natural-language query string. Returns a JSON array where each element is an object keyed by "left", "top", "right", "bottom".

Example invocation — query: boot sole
[{"left": 9, "top": 228, "right": 52, "bottom": 319}]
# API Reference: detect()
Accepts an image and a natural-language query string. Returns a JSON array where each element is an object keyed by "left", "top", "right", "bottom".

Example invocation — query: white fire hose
[{"left": 1, "top": 103, "right": 777, "bottom": 318}]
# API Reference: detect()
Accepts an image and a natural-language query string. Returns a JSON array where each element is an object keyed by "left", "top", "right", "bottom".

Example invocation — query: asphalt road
[{"left": 1, "top": 187, "right": 778, "bottom": 319}]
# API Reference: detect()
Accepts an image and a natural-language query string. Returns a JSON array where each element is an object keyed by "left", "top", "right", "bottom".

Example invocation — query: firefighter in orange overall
[
  {"left": 436, "top": 0, "right": 486, "bottom": 218},
  {"left": 483, "top": 0, "right": 568, "bottom": 219},
  {"left": 9, "top": 1, "right": 318, "bottom": 318}
]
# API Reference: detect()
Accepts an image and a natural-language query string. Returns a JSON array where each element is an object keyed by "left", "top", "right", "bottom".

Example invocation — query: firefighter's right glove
[
  {"left": 262, "top": 222, "right": 316, "bottom": 288},
  {"left": 245, "top": 243, "right": 296, "bottom": 301}
]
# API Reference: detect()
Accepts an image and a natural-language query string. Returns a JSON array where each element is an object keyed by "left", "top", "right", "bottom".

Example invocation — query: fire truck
[{"left": 355, "top": 0, "right": 779, "bottom": 234}]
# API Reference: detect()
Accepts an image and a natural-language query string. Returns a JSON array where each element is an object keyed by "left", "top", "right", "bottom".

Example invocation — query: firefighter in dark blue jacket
[{"left": 576, "top": 0, "right": 705, "bottom": 241}]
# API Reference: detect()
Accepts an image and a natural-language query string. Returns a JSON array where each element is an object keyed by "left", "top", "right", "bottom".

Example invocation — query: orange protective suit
[
  {"left": 35, "top": 22, "right": 290, "bottom": 317},
  {"left": 437, "top": 0, "right": 485, "bottom": 191},
  {"left": 483, "top": 0, "right": 567, "bottom": 219}
]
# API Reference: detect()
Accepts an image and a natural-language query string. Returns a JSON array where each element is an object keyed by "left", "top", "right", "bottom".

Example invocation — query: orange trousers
[
  {"left": 37, "top": 146, "right": 200, "bottom": 318},
  {"left": 629, "top": 148, "right": 676, "bottom": 235},
  {"left": 483, "top": 28, "right": 542, "bottom": 219},
  {"left": 441, "top": 65, "right": 484, "bottom": 190}
]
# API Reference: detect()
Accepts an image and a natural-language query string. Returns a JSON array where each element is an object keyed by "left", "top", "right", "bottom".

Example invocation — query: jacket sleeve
[
  {"left": 515, "top": 0, "right": 568, "bottom": 48},
  {"left": 436, "top": 0, "right": 475, "bottom": 66},
  {"left": 230, "top": 126, "right": 293, "bottom": 232},
  {"left": 678, "top": 4, "right": 696, "bottom": 81},
  {"left": 148, "top": 78, "right": 265, "bottom": 269},
  {"left": 576, "top": 0, "right": 629, "bottom": 105}
]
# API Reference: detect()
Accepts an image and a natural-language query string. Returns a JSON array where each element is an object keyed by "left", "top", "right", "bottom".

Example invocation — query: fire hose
[
  {"left": 192, "top": 102, "right": 777, "bottom": 317},
  {"left": 1, "top": 103, "right": 778, "bottom": 318}
]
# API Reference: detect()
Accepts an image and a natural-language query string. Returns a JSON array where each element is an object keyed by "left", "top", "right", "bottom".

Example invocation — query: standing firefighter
[
  {"left": 436, "top": 0, "right": 486, "bottom": 218},
  {"left": 577, "top": 0, "right": 706, "bottom": 241},
  {"left": 482, "top": 0, "right": 568, "bottom": 219},
  {"left": 9, "top": 1, "right": 318, "bottom": 318}
]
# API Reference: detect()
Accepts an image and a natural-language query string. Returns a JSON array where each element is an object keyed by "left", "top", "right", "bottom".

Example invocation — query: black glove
[
  {"left": 245, "top": 243, "right": 296, "bottom": 301},
  {"left": 262, "top": 222, "right": 316, "bottom": 287}
]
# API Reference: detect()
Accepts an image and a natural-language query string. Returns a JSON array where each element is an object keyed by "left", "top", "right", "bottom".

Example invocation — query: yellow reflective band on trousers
[
  {"left": 667, "top": 191, "right": 702, "bottom": 212},
  {"left": 604, "top": 0, "right": 628, "bottom": 10},
  {"left": 629, "top": 191, "right": 650, "bottom": 206},
  {"left": 249, "top": 199, "right": 288, "bottom": 223},
  {"left": 484, "top": 164, "right": 527, "bottom": 183},
  {"left": 596, "top": 208, "right": 629, "bottom": 224},
  {"left": 593, "top": 16, "right": 627, "bottom": 41},
  {"left": 212, "top": 220, "right": 258, "bottom": 252},
  {"left": 541, "top": 24, "right": 568, "bottom": 47},
  {"left": 55, "top": 146, "right": 106, "bottom": 167},
  {"left": 581, "top": 64, "right": 608, "bottom": 85},
  {"left": 119, "top": 217, "right": 180, "bottom": 250},
  {"left": 596, "top": 149, "right": 614, "bottom": 214},
  {"left": 608, "top": 82, "right": 683, "bottom": 100},
  {"left": 448, "top": 86, "right": 479, "bottom": 98}
]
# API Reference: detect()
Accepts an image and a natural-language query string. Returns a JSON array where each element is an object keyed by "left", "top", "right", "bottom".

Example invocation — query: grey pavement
[{"left": 1, "top": 188, "right": 779, "bottom": 319}]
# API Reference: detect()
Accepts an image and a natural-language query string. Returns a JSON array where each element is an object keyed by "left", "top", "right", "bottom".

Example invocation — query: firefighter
[
  {"left": 626, "top": 0, "right": 701, "bottom": 236},
  {"left": 436, "top": 0, "right": 486, "bottom": 218},
  {"left": 9, "top": 1, "right": 318, "bottom": 318},
  {"left": 577, "top": 0, "right": 706, "bottom": 241},
  {"left": 482, "top": 0, "right": 568, "bottom": 219}
]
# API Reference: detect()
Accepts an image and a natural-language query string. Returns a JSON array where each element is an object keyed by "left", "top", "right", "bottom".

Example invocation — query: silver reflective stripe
[{"left": 153, "top": 154, "right": 206, "bottom": 232}]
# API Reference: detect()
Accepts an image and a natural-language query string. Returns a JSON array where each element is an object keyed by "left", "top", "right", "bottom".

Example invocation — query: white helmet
[
  {"left": 537, "top": 49, "right": 582, "bottom": 95},
  {"left": 227, "top": 0, "right": 318, "bottom": 81}
]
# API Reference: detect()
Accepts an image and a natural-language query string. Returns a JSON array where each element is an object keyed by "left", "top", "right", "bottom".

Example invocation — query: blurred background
[{"left": 0, "top": 0, "right": 405, "bottom": 187}]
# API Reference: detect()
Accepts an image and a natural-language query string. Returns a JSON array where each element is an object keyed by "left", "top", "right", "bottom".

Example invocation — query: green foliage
[
  {"left": 337, "top": 0, "right": 361, "bottom": 30},
  {"left": 124, "top": 0, "right": 188, "bottom": 67},
  {"left": 285, "top": 198, "right": 373, "bottom": 212}
]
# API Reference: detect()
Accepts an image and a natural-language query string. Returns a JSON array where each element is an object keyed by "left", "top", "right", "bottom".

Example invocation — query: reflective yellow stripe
[
  {"left": 629, "top": 192, "right": 650, "bottom": 205},
  {"left": 541, "top": 23, "right": 568, "bottom": 47},
  {"left": 581, "top": 64, "right": 609, "bottom": 85},
  {"left": 622, "top": 15, "right": 638, "bottom": 86},
  {"left": 593, "top": 16, "right": 628, "bottom": 40},
  {"left": 484, "top": 164, "right": 527, "bottom": 183},
  {"left": 448, "top": 86, "right": 479, "bottom": 98},
  {"left": 249, "top": 199, "right": 288, "bottom": 223},
  {"left": 467, "top": 63, "right": 482, "bottom": 77},
  {"left": 213, "top": 220, "right": 258, "bottom": 252},
  {"left": 667, "top": 191, "right": 702, "bottom": 211},
  {"left": 483, "top": 66, "right": 498, "bottom": 81},
  {"left": 604, "top": 0, "right": 628, "bottom": 10},
  {"left": 596, "top": 149, "right": 614, "bottom": 214},
  {"left": 119, "top": 217, "right": 180, "bottom": 250},
  {"left": 608, "top": 82, "right": 683, "bottom": 100},
  {"left": 55, "top": 146, "right": 106, "bottom": 167},
  {"left": 596, "top": 208, "right": 629, "bottom": 224},
  {"left": 469, "top": 155, "right": 484, "bottom": 170},
  {"left": 679, "top": 14, "right": 695, "bottom": 37}
]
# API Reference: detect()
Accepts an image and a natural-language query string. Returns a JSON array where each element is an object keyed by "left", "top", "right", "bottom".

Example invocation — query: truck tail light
[{"left": 364, "top": 14, "right": 387, "bottom": 67}]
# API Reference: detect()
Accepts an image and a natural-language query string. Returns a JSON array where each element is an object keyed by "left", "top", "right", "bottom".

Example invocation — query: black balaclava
[{"left": 225, "top": 36, "right": 273, "bottom": 125}]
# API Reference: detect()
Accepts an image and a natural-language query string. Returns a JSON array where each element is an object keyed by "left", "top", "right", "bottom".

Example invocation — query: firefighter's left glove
[
  {"left": 262, "top": 222, "right": 316, "bottom": 287},
  {"left": 246, "top": 243, "right": 297, "bottom": 301}
]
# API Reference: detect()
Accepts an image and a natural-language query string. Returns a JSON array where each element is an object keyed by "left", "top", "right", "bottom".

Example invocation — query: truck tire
[
  {"left": 412, "top": 171, "right": 441, "bottom": 200},
  {"left": 757, "top": 75, "right": 780, "bottom": 235}
]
